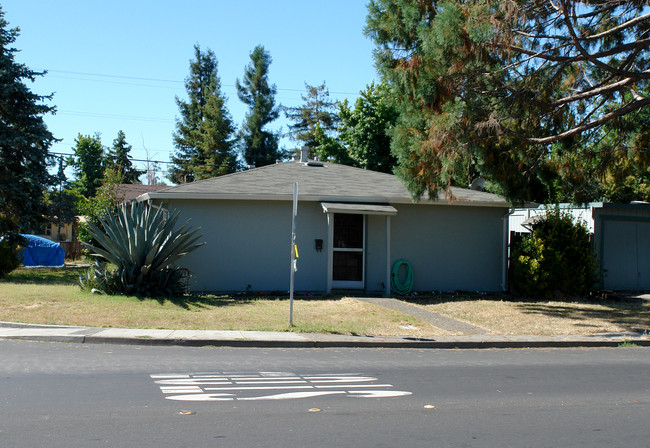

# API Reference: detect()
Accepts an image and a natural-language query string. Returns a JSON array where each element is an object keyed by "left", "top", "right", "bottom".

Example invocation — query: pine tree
[
  {"left": 0, "top": 7, "right": 56, "bottom": 244},
  {"left": 236, "top": 45, "right": 281, "bottom": 168},
  {"left": 106, "top": 130, "right": 143, "bottom": 184},
  {"left": 170, "top": 45, "right": 237, "bottom": 183},
  {"left": 284, "top": 82, "right": 339, "bottom": 159},
  {"left": 365, "top": 0, "right": 650, "bottom": 203}
]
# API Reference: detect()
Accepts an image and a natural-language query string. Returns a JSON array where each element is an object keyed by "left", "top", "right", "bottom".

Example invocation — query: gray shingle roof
[
  {"left": 114, "top": 183, "right": 167, "bottom": 202},
  {"left": 141, "top": 160, "right": 508, "bottom": 207}
]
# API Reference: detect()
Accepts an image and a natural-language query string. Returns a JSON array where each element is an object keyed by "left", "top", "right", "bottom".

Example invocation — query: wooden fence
[{"left": 59, "top": 241, "right": 82, "bottom": 260}]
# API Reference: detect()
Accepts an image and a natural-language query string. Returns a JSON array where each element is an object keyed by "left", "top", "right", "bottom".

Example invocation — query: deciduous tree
[
  {"left": 69, "top": 133, "right": 105, "bottom": 199},
  {"left": 338, "top": 82, "right": 398, "bottom": 173}
]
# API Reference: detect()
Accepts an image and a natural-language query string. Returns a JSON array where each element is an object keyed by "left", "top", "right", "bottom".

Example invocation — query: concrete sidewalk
[{"left": 1, "top": 321, "right": 648, "bottom": 349}]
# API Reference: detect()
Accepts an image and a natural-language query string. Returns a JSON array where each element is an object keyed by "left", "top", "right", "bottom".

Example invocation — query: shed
[
  {"left": 593, "top": 203, "right": 650, "bottom": 291},
  {"left": 140, "top": 155, "right": 510, "bottom": 296}
]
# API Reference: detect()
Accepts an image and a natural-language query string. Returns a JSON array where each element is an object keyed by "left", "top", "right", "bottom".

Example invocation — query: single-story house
[{"left": 140, "top": 150, "right": 511, "bottom": 296}]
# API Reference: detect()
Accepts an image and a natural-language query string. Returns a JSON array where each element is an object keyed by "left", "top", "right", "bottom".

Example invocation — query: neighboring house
[
  {"left": 35, "top": 184, "right": 168, "bottom": 259},
  {"left": 36, "top": 219, "right": 76, "bottom": 242},
  {"left": 140, "top": 150, "right": 511, "bottom": 296},
  {"left": 510, "top": 204, "right": 596, "bottom": 234},
  {"left": 114, "top": 183, "right": 167, "bottom": 203},
  {"left": 510, "top": 203, "right": 650, "bottom": 291}
]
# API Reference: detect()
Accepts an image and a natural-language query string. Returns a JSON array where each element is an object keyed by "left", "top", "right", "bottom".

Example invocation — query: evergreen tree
[
  {"left": 236, "top": 45, "right": 281, "bottom": 168},
  {"left": 0, "top": 6, "right": 56, "bottom": 245},
  {"left": 69, "top": 133, "right": 105, "bottom": 199},
  {"left": 170, "top": 45, "right": 237, "bottom": 183},
  {"left": 284, "top": 82, "right": 339, "bottom": 159},
  {"left": 365, "top": 0, "right": 650, "bottom": 203},
  {"left": 106, "top": 130, "right": 143, "bottom": 184},
  {"left": 338, "top": 82, "right": 398, "bottom": 173}
]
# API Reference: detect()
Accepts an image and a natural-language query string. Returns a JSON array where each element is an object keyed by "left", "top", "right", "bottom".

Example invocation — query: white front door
[{"left": 331, "top": 213, "right": 365, "bottom": 289}]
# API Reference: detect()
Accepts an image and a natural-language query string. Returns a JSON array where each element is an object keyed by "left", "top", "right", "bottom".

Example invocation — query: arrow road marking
[{"left": 151, "top": 372, "right": 412, "bottom": 402}]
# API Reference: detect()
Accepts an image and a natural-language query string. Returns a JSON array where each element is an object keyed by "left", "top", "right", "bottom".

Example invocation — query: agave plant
[{"left": 82, "top": 201, "right": 204, "bottom": 297}]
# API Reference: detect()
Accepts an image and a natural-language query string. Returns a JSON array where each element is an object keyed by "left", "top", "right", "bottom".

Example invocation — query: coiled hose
[{"left": 391, "top": 259, "right": 413, "bottom": 295}]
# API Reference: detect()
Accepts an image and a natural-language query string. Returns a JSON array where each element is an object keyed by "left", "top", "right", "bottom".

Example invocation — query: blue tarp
[{"left": 19, "top": 234, "right": 65, "bottom": 267}]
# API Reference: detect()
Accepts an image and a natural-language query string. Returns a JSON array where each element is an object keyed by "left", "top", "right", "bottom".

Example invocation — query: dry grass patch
[
  {"left": 0, "top": 268, "right": 445, "bottom": 336},
  {"left": 412, "top": 297, "right": 650, "bottom": 335}
]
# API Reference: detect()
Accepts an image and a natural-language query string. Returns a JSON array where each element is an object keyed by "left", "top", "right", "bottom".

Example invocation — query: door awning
[{"left": 321, "top": 202, "right": 397, "bottom": 216}]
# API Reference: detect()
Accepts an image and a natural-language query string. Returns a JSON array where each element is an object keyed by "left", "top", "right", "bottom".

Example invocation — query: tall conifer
[
  {"left": 107, "top": 131, "right": 143, "bottom": 184},
  {"left": 0, "top": 7, "right": 56, "bottom": 242},
  {"left": 170, "top": 45, "right": 237, "bottom": 183},
  {"left": 236, "top": 45, "right": 281, "bottom": 168}
]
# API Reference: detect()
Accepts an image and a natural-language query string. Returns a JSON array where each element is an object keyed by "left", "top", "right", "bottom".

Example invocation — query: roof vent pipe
[{"left": 300, "top": 146, "right": 309, "bottom": 163}]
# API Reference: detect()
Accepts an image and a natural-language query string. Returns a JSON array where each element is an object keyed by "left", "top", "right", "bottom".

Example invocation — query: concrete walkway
[
  {"left": 354, "top": 297, "right": 488, "bottom": 335},
  {"left": 1, "top": 321, "right": 648, "bottom": 349}
]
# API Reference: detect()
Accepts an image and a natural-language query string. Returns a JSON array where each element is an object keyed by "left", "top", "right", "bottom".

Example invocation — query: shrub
[
  {"left": 511, "top": 207, "right": 598, "bottom": 298},
  {"left": 81, "top": 201, "right": 204, "bottom": 297},
  {"left": 0, "top": 237, "right": 22, "bottom": 278}
]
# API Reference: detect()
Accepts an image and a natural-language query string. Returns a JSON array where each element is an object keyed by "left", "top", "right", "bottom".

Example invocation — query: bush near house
[{"left": 511, "top": 207, "right": 598, "bottom": 298}]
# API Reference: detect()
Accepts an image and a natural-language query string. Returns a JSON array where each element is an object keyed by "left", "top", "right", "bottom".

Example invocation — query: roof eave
[{"left": 142, "top": 192, "right": 509, "bottom": 208}]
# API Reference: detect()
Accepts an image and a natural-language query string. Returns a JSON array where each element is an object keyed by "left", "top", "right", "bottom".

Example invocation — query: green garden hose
[{"left": 391, "top": 259, "right": 413, "bottom": 295}]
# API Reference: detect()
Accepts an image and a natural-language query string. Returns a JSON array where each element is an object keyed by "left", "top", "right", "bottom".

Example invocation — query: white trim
[
  {"left": 385, "top": 215, "right": 391, "bottom": 298},
  {"left": 321, "top": 202, "right": 397, "bottom": 215},
  {"left": 331, "top": 214, "right": 366, "bottom": 290},
  {"left": 326, "top": 213, "right": 333, "bottom": 294}
]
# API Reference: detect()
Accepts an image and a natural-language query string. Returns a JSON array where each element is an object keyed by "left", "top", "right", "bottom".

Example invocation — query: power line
[
  {"left": 57, "top": 110, "right": 175, "bottom": 124},
  {"left": 51, "top": 141, "right": 175, "bottom": 154},
  {"left": 44, "top": 69, "right": 361, "bottom": 95},
  {"left": 50, "top": 151, "right": 174, "bottom": 165}
]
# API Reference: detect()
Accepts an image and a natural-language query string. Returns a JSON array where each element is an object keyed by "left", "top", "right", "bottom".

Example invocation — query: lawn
[
  {"left": 1, "top": 267, "right": 649, "bottom": 336},
  {"left": 404, "top": 294, "right": 650, "bottom": 335},
  {"left": 0, "top": 267, "right": 443, "bottom": 337}
]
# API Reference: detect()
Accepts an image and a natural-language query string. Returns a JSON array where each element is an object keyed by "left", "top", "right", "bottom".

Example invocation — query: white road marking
[{"left": 151, "top": 372, "right": 412, "bottom": 402}]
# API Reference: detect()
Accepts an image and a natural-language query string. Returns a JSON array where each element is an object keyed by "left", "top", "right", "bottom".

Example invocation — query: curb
[
  {"left": 78, "top": 337, "right": 650, "bottom": 349},
  {"left": 1, "top": 322, "right": 649, "bottom": 349}
]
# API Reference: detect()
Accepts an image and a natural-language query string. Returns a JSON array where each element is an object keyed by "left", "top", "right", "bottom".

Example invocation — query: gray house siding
[
  {"left": 390, "top": 204, "right": 506, "bottom": 292},
  {"left": 593, "top": 204, "right": 650, "bottom": 291},
  {"left": 168, "top": 198, "right": 506, "bottom": 294},
  {"left": 169, "top": 199, "right": 329, "bottom": 293},
  {"left": 365, "top": 214, "right": 390, "bottom": 293}
]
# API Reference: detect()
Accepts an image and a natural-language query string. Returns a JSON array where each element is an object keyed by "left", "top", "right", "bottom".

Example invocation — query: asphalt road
[{"left": 1, "top": 340, "right": 649, "bottom": 448}]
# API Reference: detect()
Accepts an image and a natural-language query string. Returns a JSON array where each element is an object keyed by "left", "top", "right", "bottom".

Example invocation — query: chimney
[{"left": 300, "top": 146, "right": 309, "bottom": 163}]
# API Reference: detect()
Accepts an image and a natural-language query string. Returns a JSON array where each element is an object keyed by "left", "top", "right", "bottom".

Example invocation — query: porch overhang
[
  {"left": 320, "top": 202, "right": 397, "bottom": 216},
  {"left": 322, "top": 202, "right": 395, "bottom": 297}
]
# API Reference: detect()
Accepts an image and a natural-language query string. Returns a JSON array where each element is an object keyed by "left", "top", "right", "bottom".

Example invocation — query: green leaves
[
  {"left": 366, "top": 0, "right": 650, "bottom": 204},
  {"left": 511, "top": 207, "right": 598, "bottom": 298},
  {"left": 82, "top": 201, "right": 205, "bottom": 297}
]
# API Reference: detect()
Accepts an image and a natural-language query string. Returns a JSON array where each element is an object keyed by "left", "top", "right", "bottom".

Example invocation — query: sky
[{"left": 2, "top": 1, "right": 378, "bottom": 182}]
